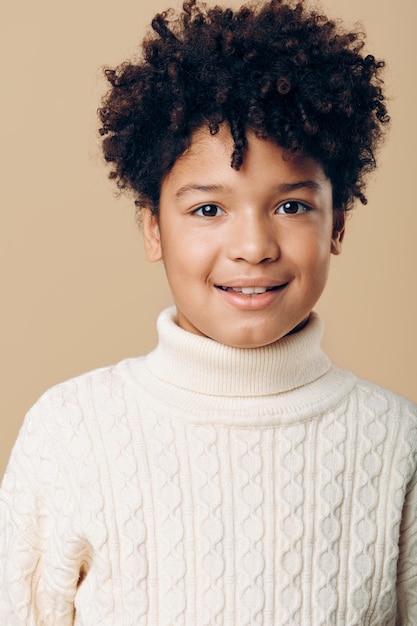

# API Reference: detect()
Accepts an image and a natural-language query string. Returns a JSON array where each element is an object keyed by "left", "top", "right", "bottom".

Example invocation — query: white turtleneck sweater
[{"left": 1, "top": 308, "right": 416, "bottom": 625}]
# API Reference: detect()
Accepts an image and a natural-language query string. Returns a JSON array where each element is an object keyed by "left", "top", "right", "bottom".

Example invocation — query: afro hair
[{"left": 99, "top": 0, "right": 389, "bottom": 215}]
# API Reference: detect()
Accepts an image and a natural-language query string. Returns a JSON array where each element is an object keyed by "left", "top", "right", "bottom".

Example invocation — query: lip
[
  {"left": 215, "top": 277, "right": 288, "bottom": 289},
  {"left": 215, "top": 281, "right": 289, "bottom": 311}
]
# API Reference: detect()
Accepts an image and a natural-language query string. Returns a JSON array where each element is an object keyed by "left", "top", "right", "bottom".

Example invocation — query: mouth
[{"left": 215, "top": 285, "right": 286, "bottom": 296}]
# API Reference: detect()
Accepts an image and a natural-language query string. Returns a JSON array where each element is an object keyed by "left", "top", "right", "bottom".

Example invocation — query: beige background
[{"left": 1, "top": 0, "right": 416, "bottom": 479}]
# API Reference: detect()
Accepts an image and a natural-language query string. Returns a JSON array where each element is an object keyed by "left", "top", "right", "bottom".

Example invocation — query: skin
[{"left": 142, "top": 125, "right": 344, "bottom": 348}]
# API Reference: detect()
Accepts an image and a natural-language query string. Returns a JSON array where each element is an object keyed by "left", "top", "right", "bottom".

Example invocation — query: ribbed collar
[{"left": 145, "top": 307, "right": 331, "bottom": 397}]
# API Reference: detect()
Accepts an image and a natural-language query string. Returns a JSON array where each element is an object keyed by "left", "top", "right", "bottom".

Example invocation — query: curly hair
[{"left": 98, "top": 0, "right": 389, "bottom": 215}]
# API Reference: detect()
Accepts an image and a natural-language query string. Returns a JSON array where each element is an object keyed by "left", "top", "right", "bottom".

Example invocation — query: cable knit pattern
[{"left": 1, "top": 307, "right": 416, "bottom": 625}]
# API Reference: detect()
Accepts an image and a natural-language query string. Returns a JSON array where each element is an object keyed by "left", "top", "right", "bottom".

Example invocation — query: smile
[{"left": 216, "top": 285, "right": 283, "bottom": 295}]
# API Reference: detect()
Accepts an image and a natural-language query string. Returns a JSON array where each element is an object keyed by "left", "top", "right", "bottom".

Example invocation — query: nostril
[{"left": 227, "top": 219, "right": 280, "bottom": 264}]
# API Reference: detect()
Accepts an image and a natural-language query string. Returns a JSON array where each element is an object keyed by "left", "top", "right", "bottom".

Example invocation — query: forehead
[{"left": 163, "top": 124, "right": 330, "bottom": 192}]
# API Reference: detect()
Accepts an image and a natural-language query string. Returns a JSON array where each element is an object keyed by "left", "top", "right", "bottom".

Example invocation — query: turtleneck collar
[{"left": 145, "top": 306, "right": 331, "bottom": 397}]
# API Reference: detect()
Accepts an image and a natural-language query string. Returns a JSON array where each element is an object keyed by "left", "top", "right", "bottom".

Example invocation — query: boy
[{"left": 1, "top": 0, "right": 416, "bottom": 624}]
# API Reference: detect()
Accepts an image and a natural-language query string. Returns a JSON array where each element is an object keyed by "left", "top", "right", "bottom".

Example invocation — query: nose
[{"left": 227, "top": 213, "right": 280, "bottom": 264}]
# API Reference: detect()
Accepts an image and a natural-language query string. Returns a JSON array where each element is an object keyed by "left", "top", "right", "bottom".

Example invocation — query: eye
[
  {"left": 193, "top": 204, "right": 224, "bottom": 217},
  {"left": 276, "top": 201, "right": 309, "bottom": 215}
]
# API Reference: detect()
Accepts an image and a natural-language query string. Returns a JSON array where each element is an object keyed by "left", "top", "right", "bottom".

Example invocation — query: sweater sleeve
[
  {"left": 396, "top": 459, "right": 417, "bottom": 623},
  {"left": 0, "top": 402, "right": 79, "bottom": 625}
]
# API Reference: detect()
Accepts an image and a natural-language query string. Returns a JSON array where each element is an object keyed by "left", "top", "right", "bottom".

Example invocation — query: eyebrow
[
  {"left": 175, "top": 180, "right": 323, "bottom": 198},
  {"left": 175, "top": 184, "right": 226, "bottom": 198},
  {"left": 276, "top": 180, "right": 323, "bottom": 193}
]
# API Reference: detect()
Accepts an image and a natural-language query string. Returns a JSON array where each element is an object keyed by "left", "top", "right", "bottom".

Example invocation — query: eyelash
[
  {"left": 192, "top": 200, "right": 311, "bottom": 217},
  {"left": 193, "top": 204, "right": 224, "bottom": 217},
  {"left": 276, "top": 201, "right": 310, "bottom": 215}
]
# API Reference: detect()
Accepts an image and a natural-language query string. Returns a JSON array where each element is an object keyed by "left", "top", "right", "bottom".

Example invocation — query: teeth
[{"left": 232, "top": 287, "right": 268, "bottom": 295}]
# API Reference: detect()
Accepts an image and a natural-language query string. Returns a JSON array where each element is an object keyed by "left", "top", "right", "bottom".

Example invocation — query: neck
[{"left": 145, "top": 307, "right": 330, "bottom": 397}]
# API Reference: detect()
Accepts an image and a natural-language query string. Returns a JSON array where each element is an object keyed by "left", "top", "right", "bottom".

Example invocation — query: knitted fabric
[{"left": 1, "top": 308, "right": 416, "bottom": 625}]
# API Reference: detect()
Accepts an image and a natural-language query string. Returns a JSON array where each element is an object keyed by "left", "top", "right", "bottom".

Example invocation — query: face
[{"left": 143, "top": 125, "right": 343, "bottom": 348}]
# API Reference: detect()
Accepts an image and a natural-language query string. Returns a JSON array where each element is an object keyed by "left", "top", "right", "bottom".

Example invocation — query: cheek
[
  {"left": 286, "top": 227, "right": 333, "bottom": 288},
  {"left": 161, "top": 237, "right": 212, "bottom": 286},
  {"left": 169, "top": 233, "right": 217, "bottom": 267},
  {"left": 289, "top": 229, "right": 331, "bottom": 264}
]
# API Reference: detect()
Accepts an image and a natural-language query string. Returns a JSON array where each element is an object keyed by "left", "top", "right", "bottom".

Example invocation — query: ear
[
  {"left": 142, "top": 209, "right": 163, "bottom": 262},
  {"left": 331, "top": 211, "right": 345, "bottom": 256}
]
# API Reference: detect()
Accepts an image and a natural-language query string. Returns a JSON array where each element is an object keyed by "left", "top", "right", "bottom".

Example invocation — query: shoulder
[
  {"left": 22, "top": 357, "right": 145, "bottom": 439},
  {"left": 346, "top": 377, "right": 417, "bottom": 457},
  {"left": 37, "top": 357, "right": 142, "bottom": 403},
  {"left": 351, "top": 377, "right": 417, "bottom": 419},
  {"left": 2, "top": 358, "right": 146, "bottom": 485}
]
